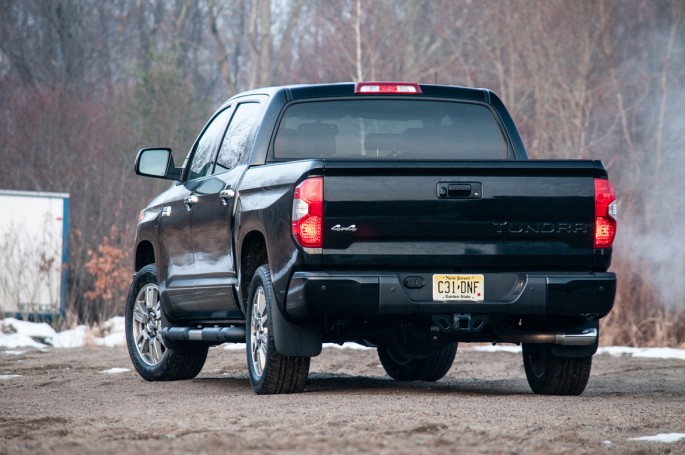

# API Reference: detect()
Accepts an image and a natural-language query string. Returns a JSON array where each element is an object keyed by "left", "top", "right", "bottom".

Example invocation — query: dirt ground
[{"left": 1, "top": 345, "right": 684, "bottom": 455}]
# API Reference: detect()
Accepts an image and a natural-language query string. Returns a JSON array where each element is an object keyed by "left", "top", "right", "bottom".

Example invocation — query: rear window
[{"left": 273, "top": 100, "right": 508, "bottom": 160}]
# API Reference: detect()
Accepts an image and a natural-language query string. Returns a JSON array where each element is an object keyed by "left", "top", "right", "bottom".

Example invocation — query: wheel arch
[
  {"left": 238, "top": 230, "right": 269, "bottom": 312},
  {"left": 135, "top": 240, "right": 155, "bottom": 272}
]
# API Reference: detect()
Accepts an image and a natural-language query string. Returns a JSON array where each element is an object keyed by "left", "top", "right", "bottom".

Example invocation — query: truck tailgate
[{"left": 321, "top": 160, "right": 607, "bottom": 271}]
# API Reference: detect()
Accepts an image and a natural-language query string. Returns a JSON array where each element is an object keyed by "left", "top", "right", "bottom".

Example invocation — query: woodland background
[{"left": 0, "top": 0, "right": 683, "bottom": 346}]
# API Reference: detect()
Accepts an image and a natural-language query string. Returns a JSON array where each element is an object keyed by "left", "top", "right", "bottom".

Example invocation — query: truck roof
[{"left": 226, "top": 82, "right": 494, "bottom": 104}]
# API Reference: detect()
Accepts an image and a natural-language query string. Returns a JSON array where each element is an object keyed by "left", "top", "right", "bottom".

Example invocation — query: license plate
[{"left": 432, "top": 274, "right": 484, "bottom": 301}]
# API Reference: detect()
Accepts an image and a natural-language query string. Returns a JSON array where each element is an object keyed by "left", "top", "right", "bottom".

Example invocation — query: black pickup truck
[{"left": 126, "top": 82, "right": 617, "bottom": 395}]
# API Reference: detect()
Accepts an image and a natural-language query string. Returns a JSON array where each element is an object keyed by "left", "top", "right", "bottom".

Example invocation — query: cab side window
[
  {"left": 214, "top": 103, "right": 261, "bottom": 174},
  {"left": 187, "top": 108, "right": 232, "bottom": 180}
]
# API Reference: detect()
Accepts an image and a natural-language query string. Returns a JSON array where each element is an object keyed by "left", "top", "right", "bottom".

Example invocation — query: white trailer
[{"left": 0, "top": 190, "right": 69, "bottom": 318}]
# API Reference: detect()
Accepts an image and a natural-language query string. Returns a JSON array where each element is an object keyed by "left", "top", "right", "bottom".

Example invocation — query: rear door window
[
  {"left": 273, "top": 100, "right": 509, "bottom": 160},
  {"left": 214, "top": 102, "right": 261, "bottom": 174}
]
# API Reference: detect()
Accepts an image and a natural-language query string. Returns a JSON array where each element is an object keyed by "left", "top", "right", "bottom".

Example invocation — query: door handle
[
  {"left": 184, "top": 194, "right": 198, "bottom": 209},
  {"left": 220, "top": 187, "right": 235, "bottom": 205}
]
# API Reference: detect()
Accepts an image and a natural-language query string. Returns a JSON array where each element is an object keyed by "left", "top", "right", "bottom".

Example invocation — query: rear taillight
[
  {"left": 354, "top": 82, "right": 422, "bottom": 95},
  {"left": 292, "top": 177, "right": 323, "bottom": 249},
  {"left": 594, "top": 178, "right": 617, "bottom": 248}
]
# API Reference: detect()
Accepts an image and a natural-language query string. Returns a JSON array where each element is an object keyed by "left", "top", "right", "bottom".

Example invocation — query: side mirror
[{"left": 134, "top": 148, "right": 182, "bottom": 181}]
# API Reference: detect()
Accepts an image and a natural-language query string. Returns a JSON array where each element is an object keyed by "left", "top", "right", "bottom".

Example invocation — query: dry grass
[
  {"left": 600, "top": 251, "right": 685, "bottom": 348},
  {"left": 50, "top": 310, "right": 82, "bottom": 333},
  {"left": 601, "top": 297, "right": 685, "bottom": 348}
]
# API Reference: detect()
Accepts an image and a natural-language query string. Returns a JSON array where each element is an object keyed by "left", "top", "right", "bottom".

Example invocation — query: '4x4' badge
[{"left": 331, "top": 224, "right": 357, "bottom": 232}]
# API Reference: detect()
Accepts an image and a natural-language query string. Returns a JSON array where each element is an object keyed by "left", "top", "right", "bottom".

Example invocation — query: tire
[
  {"left": 522, "top": 343, "right": 592, "bottom": 395},
  {"left": 378, "top": 342, "right": 458, "bottom": 382},
  {"left": 246, "top": 265, "right": 310, "bottom": 394},
  {"left": 125, "top": 264, "right": 208, "bottom": 381}
]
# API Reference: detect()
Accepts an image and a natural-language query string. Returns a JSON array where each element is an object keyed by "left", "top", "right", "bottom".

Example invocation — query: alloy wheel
[
  {"left": 132, "top": 283, "right": 168, "bottom": 365},
  {"left": 250, "top": 286, "right": 268, "bottom": 379}
]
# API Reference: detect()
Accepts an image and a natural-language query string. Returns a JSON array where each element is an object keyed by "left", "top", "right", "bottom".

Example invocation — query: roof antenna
[{"left": 434, "top": 72, "right": 438, "bottom": 85}]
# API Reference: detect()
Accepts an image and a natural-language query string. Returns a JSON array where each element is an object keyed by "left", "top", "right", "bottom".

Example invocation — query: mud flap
[{"left": 272, "top": 303, "right": 323, "bottom": 357}]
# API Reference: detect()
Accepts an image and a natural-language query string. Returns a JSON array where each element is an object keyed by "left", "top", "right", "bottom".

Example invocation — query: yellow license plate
[{"left": 432, "top": 274, "right": 484, "bottom": 301}]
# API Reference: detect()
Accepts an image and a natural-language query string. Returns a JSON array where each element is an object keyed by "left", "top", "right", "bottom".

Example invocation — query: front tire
[
  {"left": 125, "top": 264, "right": 208, "bottom": 381},
  {"left": 522, "top": 343, "right": 592, "bottom": 395},
  {"left": 246, "top": 265, "right": 310, "bottom": 394},
  {"left": 378, "top": 342, "right": 457, "bottom": 382}
]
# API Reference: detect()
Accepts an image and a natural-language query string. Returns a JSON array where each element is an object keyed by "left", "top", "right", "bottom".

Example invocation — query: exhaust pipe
[{"left": 494, "top": 328, "right": 597, "bottom": 346}]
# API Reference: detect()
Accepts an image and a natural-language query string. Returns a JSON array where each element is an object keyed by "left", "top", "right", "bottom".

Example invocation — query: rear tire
[
  {"left": 378, "top": 342, "right": 457, "bottom": 382},
  {"left": 522, "top": 343, "right": 592, "bottom": 395},
  {"left": 125, "top": 264, "right": 208, "bottom": 381},
  {"left": 246, "top": 265, "right": 310, "bottom": 394}
]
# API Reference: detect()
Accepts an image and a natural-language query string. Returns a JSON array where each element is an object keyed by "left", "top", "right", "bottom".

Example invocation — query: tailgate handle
[
  {"left": 448, "top": 184, "right": 472, "bottom": 197},
  {"left": 438, "top": 182, "right": 482, "bottom": 199}
]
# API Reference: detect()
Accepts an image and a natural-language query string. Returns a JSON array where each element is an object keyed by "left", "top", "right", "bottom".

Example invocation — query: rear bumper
[{"left": 284, "top": 271, "right": 616, "bottom": 320}]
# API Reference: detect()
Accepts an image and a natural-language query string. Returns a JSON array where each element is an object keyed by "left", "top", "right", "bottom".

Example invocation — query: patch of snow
[
  {"left": 47, "top": 325, "right": 87, "bottom": 348},
  {"left": 0, "top": 374, "right": 22, "bottom": 380},
  {"left": 96, "top": 332, "right": 126, "bottom": 348},
  {"left": 599, "top": 347, "right": 640, "bottom": 357},
  {"left": 100, "top": 368, "right": 130, "bottom": 374},
  {"left": 101, "top": 316, "right": 125, "bottom": 335},
  {"left": 465, "top": 345, "right": 685, "bottom": 359},
  {"left": 1, "top": 318, "right": 56, "bottom": 339},
  {"left": 629, "top": 433, "right": 685, "bottom": 443},
  {"left": 603, "top": 440, "right": 612, "bottom": 446},
  {"left": 0, "top": 333, "right": 47, "bottom": 349},
  {"left": 3, "top": 350, "right": 25, "bottom": 356},
  {"left": 470, "top": 345, "right": 522, "bottom": 353},
  {"left": 0, "top": 318, "right": 55, "bottom": 347},
  {"left": 323, "top": 342, "right": 373, "bottom": 350},
  {"left": 221, "top": 342, "right": 374, "bottom": 351},
  {"left": 598, "top": 347, "right": 685, "bottom": 361}
]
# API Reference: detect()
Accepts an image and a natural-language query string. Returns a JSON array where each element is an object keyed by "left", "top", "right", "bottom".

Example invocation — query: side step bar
[
  {"left": 162, "top": 326, "right": 246, "bottom": 343},
  {"left": 495, "top": 328, "right": 598, "bottom": 346}
]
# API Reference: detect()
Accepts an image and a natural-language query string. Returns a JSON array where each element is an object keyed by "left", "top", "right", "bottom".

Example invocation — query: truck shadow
[
  {"left": 304, "top": 374, "right": 532, "bottom": 396},
  {"left": 192, "top": 373, "right": 533, "bottom": 396}
]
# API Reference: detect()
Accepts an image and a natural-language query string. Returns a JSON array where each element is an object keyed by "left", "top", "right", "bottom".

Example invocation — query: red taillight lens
[
  {"left": 292, "top": 177, "right": 323, "bottom": 249},
  {"left": 594, "top": 178, "right": 617, "bottom": 248},
  {"left": 354, "top": 82, "right": 422, "bottom": 95}
]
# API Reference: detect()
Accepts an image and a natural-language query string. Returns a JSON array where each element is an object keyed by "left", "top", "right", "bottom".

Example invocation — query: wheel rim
[
  {"left": 526, "top": 345, "right": 548, "bottom": 379},
  {"left": 250, "top": 286, "right": 268, "bottom": 379},
  {"left": 132, "top": 283, "right": 168, "bottom": 366},
  {"left": 385, "top": 346, "right": 414, "bottom": 366}
]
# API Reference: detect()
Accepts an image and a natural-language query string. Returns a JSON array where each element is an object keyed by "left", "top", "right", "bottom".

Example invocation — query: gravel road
[{"left": 1, "top": 345, "right": 683, "bottom": 454}]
